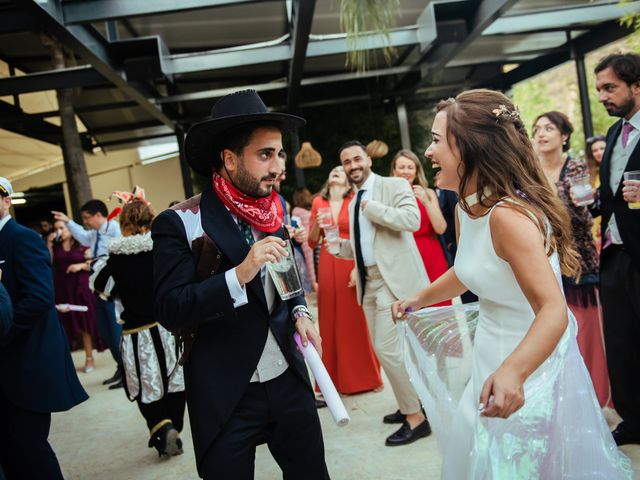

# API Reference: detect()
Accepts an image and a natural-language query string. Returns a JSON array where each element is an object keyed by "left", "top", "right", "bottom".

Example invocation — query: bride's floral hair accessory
[{"left": 492, "top": 104, "right": 521, "bottom": 121}]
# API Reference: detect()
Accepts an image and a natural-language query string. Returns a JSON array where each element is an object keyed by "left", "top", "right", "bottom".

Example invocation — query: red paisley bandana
[{"left": 212, "top": 173, "right": 282, "bottom": 233}]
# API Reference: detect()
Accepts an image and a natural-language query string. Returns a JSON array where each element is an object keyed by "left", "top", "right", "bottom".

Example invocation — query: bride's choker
[{"left": 464, "top": 188, "right": 492, "bottom": 207}]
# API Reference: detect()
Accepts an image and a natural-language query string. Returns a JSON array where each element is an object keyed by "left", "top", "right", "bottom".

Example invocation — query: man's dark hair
[
  {"left": 337, "top": 140, "right": 367, "bottom": 157},
  {"left": 595, "top": 53, "right": 640, "bottom": 86},
  {"left": 215, "top": 121, "right": 283, "bottom": 170},
  {"left": 80, "top": 199, "right": 108, "bottom": 217}
]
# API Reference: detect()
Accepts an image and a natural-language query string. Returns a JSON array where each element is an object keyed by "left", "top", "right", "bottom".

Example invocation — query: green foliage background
[{"left": 512, "top": 32, "right": 639, "bottom": 159}]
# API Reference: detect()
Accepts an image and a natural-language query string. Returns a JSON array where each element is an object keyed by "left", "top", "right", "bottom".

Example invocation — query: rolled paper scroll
[
  {"left": 56, "top": 304, "right": 89, "bottom": 312},
  {"left": 294, "top": 333, "right": 350, "bottom": 426}
]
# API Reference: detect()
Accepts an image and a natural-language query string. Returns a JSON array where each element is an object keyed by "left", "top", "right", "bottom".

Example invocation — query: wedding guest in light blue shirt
[{"left": 53, "top": 200, "right": 124, "bottom": 389}]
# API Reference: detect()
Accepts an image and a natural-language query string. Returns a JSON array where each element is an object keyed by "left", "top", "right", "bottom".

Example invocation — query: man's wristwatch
[{"left": 292, "top": 305, "right": 314, "bottom": 324}]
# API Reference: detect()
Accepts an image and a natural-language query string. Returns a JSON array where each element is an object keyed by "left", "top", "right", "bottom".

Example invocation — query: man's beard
[
  {"left": 605, "top": 95, "right": 636, "bottom": 118},
  {"left": 234, "top": 159, "right": 276, "bottom": 198}
]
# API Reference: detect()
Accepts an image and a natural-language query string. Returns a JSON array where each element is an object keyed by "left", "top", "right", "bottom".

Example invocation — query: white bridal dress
[{"left": 401, "top": 200, "right": 631, "bottom": 479}]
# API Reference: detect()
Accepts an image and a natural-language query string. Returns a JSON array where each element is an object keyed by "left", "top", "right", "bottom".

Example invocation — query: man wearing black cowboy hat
[{"left": 152, "top": 90, "right": 330, "bottom": 479}]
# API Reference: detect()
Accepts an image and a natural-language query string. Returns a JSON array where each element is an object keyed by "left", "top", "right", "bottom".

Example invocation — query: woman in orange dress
[
  {"left": 309, "top": 166, "right": 382, "bottom": 394},
  {"left": 390, "top": 149, "right": 452, "bottom": 306}
]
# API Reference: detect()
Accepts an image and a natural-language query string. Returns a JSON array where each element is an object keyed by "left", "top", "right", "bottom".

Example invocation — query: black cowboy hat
[{"left": 184, "top": 89, "right": 306, "bottom": 177}]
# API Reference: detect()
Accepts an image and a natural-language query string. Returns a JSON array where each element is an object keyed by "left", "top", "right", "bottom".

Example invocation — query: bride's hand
[
  {"left": 391, "top": 297, "right": 419, "bottom": 322},
  {"left": 479, "top": 364, "right": 525, "bottom": 418}
]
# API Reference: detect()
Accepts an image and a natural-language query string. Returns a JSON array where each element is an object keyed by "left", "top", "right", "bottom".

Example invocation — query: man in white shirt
[
  {"left": 53, "top": 200, "right": 123, "bottom": 388},
  {"left": 592, "top": 53, "right": 640, "bottom": 445},
  {"left": 334, "top": 141, "right": 431, "bottom": 446}
]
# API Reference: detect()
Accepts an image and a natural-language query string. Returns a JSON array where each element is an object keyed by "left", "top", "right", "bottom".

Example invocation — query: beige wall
[{"left": 12, "top": 149, "right": 186, "bottom": 216}]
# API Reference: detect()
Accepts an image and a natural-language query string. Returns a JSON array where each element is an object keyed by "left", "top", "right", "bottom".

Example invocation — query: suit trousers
[
  {"left": 361, "top": 265, "right": 421, "bottom": 414},
  {"left": 0, "top": 390, "right": 63, "bottom": 480},
  {"left": 95, "top": 296, "right": 122, "bottom": 366},
  {"left": 199, "top": 368, "right": 329, "bottom": 480},
  {"left": 600, "top": 245, "right": 640, "bottom": 431}
]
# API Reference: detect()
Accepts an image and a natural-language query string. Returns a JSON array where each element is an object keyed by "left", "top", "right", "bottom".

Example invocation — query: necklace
[{"left": 463, "top": 188, "right": 492, "bottom": 207}]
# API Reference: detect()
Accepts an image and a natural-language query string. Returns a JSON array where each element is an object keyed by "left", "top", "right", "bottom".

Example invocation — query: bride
[{"left": 392, "top": 89, "right": 631, "bottom": 479}]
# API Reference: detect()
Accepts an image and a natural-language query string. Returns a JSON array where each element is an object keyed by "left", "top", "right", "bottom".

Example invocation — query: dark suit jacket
[
  {"left": 152, "top": 186, "right": 312, "bottom": 474},
  {"left": 0, "top": 282, "right": 12, "bottom": 341},
  {"left": 0, "top": 218, "right": 88, "bottom": 412},
  {"left": 594, "top": 119, "right": 640, "bottom": 268}
]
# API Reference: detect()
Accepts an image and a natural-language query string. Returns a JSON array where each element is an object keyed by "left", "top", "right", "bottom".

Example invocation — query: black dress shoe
[
  {"left": 315, "top": 399, "right": 327, "bottom": 409},
  {"left": 102, "top": 366, "right": 122, "bottom": 385},
  {"left": 385, "top": 420, "right": 431, "bottom": 446},
  {"left": 383, "top": 410, "right": 406, "bottom": 424},
  {"left": 612, "top": 423, "right": 640, "bottom": 446},
  {"left": 108, "top": 380, "right": 124, "bottom": 390},
  {"left": 148, "top": 422, "right": 184, "bottom": 457}
]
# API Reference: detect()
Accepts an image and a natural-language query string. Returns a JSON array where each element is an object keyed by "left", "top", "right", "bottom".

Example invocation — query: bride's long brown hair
[{"left": 436, "top": 89, "right": 580, "bottom": 276}]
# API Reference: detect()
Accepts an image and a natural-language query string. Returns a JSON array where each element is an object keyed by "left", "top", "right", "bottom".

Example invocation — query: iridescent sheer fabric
[{"left": 400, "top": 304, "right": 632, "bottom": 479}]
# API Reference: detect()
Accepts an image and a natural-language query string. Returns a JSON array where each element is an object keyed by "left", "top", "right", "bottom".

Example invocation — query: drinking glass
[
  {"left": 324, "top": 225, "right": 340, "bottom": 254},
  {"left": 266, "top": 240, "right": 303, "bottom": 300},
  {"left": 569, "top": 174, "right": 594, "bottom": 207},
  {"left": 318, "top": 207, "right": 333, "bottom": 229},
  {"left": 623, "top": 170, "right": 640, "bottom": 210}
]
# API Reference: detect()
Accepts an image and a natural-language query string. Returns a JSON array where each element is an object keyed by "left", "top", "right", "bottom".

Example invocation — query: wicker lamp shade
[
  {"left": 366, "top": 139, "right": 389, "bottom": 159},
  {"left": 294, "top": 142, "right": 322, "bottom": 168}
]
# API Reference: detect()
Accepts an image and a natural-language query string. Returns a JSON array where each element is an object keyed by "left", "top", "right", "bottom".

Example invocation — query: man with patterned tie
[
  {"left": 152, "top": 90, "right": 329, "bottom": 479},
  {"left": 52, "top": 200, "right": 123, "bottom": 388},
  {"left": 591, "top": 53, "right": 640, "bottom": 445},
  {"left": 333, "top": 140, "right": 431, "bottom": 446}
]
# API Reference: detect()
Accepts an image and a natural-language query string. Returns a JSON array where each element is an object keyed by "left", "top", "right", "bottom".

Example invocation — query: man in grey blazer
[{"left": 333, "top": 140, "right": 431, "bottom": 446}]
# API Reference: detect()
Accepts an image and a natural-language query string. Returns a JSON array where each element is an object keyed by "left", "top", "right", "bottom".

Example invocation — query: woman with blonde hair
[
  {"left": 308, "top": 166, "right": 382, "bottom": 394},
  {"left": 390, "top": 149, "right": 451, "bottom": 306},
  {"left": 92, "top": 196, "right": 186, "bottom": 458},
  {"left": 393, "top": 89, "right": 630, "bottom": 478}
]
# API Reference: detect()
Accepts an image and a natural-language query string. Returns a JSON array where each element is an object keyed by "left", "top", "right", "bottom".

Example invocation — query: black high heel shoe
[{"left": 148, "top": 422, "right": 184, "bottom": 457}]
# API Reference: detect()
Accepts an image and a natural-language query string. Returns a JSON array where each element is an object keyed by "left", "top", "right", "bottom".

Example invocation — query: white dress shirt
[
  {"left": 67, "top": 219, "right": 122, "bottom": 257},
  {"left": 605, "top": 109, "right": 640, "bottom": 244},
  {"left": 356, "top": 173, "right": 377, "bottom": 267},
  {"left": 0, "top": 214, "right": 11, "bottom": 232},
  {"left": 223, "top": 213, "right": 289, "bottom": 383}
]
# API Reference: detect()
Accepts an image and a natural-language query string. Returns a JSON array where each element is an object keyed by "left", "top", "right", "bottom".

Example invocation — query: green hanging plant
[{"left": 339, "top": 0, "right": 400, "bottom": 72}]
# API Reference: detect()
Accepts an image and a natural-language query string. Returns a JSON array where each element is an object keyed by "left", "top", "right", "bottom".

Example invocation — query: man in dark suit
[
  {"left": 152, "top": 90, "right": 329, "bottom": 479},
  {"left": 0, "top": 177, "right": 88, "bottom": 479},
  {"left": 592, "top": 54, "right": 640, "bottom": 445}
]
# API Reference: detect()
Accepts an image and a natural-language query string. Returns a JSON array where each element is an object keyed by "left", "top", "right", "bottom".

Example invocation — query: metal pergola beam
[
  {"left": 19, "top": 0, "right": 174, "bottom": 129},
  {"left": 164, "top": 27, "right": 421, "bottom": 75},
  {"left": 286, "top": 0, "right": 316, "bottom": 112},
  {"left": 62, "top": 0, "right": 264, "bottom": 25},
  {"left": 495, "top": 20, "right": 633, "bottom": 90},
  {"left": 88, "top": 121, "right": 164, "bottom": 135},
  {"left": 0, "top": 100, "right": 94, "bottom": 152},
  {"left": 0, "top": 66, "right": 106, "bottom": 96},
  {"left": 31, "top": 100, "right": 139, "bottom": 119},
  {"left": 154, "top": 65, "right": 413, "bottom": 104},
  {"left": 95, "top": 132, "right": 175, "bottom": 149},
  {"left": 406, "top": 0, "right": 519, "bottom": 92}
]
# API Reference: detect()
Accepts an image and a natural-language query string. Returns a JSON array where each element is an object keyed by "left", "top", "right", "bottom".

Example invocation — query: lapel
[
  {"left": 370, "top": 174, "right": 382, "bottom": 244},
  {"left": 602, "top": 120, "right": 640, "bottom": 198},
  {"left": 0, "top": 218, "right": 12, "bottom": 260},
  {"left": 600, "top": 120, "right": 621, "bottom": 198},
  {"left": 200, "top": 186, "right": 272, "bottom": 312}
]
